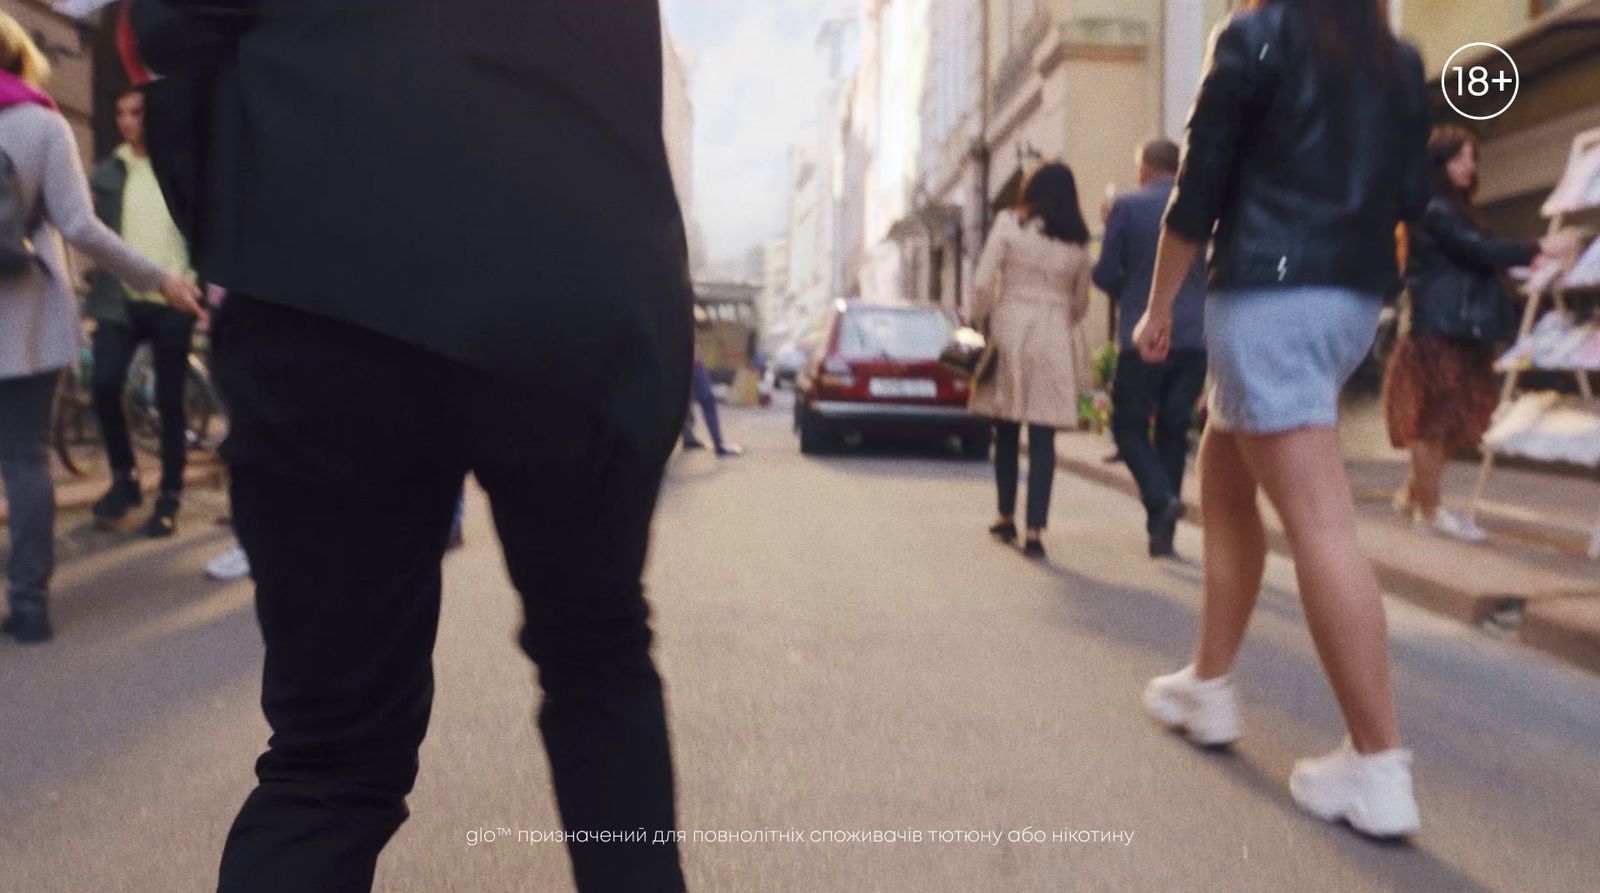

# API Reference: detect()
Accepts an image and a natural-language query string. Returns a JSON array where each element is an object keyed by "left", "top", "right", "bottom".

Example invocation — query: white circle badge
[{"left": 1441, "top": 43, "right": 1519, "bottom": 122}]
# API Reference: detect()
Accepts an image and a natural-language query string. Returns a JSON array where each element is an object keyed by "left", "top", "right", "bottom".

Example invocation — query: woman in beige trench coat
[{"left": 969, "top": 162, "right": 1093, "bottom": 559}]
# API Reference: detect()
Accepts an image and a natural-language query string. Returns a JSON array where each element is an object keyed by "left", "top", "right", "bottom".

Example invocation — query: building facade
[
  {"left": 661, "top": 30, "right": 709, "bottom": 276},
  {"left": 770, "top": 0, "right": 1599, "bottom": 358},
  {"left": 3, "top": 0, "right": 97, "bottom": 165},
  {"left": 1398, "top": 0, "right": 1600, "bottom": 241}
]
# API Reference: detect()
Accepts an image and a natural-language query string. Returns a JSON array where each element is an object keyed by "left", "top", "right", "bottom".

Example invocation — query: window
[{"left": 837, "top": 309, "right": 955, "bottom": 360}]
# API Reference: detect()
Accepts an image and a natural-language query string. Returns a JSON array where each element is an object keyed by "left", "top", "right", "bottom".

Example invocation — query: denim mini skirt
[{"left": 1204, "top": 285, "right": 1382, "bottom": 435}]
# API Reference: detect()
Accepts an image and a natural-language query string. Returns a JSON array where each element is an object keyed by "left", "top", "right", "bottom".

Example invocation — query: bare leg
[
  {"left": 1237, "top": 426, "right": 1402, "bottom": 754},
  {"left": 1192, "top": 427, "right": 1267, "bottom": 680},
  {"left": 1409, "top": 440, "right": 1446, "bottom": 518}
]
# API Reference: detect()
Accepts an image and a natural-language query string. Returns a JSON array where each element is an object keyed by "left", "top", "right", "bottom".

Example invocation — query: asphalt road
[{"left": 4, "top": 395, "right": 1598, "bottom": 892}]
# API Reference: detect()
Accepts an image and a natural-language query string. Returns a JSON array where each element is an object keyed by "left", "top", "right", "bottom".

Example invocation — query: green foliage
[{"left": 1093, "top": 341, "right": 1118, "bottom": 388}]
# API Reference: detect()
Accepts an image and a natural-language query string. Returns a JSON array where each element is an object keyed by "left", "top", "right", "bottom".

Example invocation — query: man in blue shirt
[{"left": 1093, "top": 139, "right": 1208, "bottom": 557}]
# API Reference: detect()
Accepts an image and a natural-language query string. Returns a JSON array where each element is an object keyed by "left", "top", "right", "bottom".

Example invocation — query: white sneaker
[
  {"left": 1290, "top": 738, "right": 1421, "bottom": 838},
  {"left": 205, "top": 544, "right": 251, "bottom": 581},
  {"left": 1417, "top": 508, "right": 1489, "bottom": 544},
  {"left": 1143, "top": 665, "right": 1242, "bottom": 746}
]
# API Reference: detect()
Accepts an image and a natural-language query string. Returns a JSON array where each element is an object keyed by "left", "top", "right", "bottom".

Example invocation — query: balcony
[{"left": 990, "top": 13, "right": 1052, "bottom": 113}]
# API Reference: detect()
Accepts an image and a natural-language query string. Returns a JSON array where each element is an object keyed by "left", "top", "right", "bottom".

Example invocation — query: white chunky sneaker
[
  {"left": 1417, "top": 508, "right": 1489, "bottom": 544},
  {"left": 1142, "top": 665, "right": 1242, "bottom": 746},
  {"left": 1290, "top": 738, "right": 1421, "bottom": 838}
]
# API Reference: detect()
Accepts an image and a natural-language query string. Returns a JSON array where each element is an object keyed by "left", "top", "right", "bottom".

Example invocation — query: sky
[{"left": 662, "top": 0, "right": 856, "bottom": 271}]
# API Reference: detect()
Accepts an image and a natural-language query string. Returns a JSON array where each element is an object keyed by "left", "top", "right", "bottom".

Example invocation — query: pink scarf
[{"left": 0, "top": 70, "right": 58, "bottom": 112}]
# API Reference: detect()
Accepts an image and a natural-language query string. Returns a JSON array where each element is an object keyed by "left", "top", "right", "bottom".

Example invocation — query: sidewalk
[{"left": 1056, "top": 431, "right": 1600, "bottom": 675}]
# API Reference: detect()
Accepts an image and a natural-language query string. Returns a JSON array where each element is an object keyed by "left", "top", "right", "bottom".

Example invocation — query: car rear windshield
[{"left": 836, "top": 309, "right": 953, "bottom": 361}]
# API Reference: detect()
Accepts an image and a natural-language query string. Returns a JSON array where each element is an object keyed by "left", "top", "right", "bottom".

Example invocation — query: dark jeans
[
  {"left": 1111, "top": 350, "right": 1207, "bottom": 527},
  {"left": 0, "top": 371, "right": 61, "bottom": 617},
  {"left": 92, "top": 300, "right": 197, "bottom": 493},
  {"left": 212, "top": 296, "right": 684, "bottom": 893},
  {"left": 682, "top": 359, "right": 725, "bottom": 449},
  {"left": 994, "top": 421, "right": 1057, "bottom": 531}
]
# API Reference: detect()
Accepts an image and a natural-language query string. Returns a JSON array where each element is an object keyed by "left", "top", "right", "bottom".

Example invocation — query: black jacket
[
  {"left": 131, "top": 0, "right": 693, "bottom": 456},
  {"left": 85, "top": 153, "right": 130, "bottom": 324},
  {"left": 1165, "top": 0, "right": 1430, "bottom": 299},
  {"left": 1406, "top": 198, "right": 1537, "bottom": 341}
]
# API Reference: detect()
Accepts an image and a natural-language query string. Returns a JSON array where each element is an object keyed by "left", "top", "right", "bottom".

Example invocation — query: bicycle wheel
[{"left": 124, "top": 345, "right": 162, "bottom": 457}]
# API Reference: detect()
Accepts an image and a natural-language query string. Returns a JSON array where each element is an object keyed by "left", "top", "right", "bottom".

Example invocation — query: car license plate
[{"left": 869, "top": 378, "right": 937, "bottom": 398}]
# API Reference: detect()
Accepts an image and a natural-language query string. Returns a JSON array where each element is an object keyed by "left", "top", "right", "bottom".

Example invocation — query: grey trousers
[{"left": 0, "top": 370, "right": 61, "bottom": 618}]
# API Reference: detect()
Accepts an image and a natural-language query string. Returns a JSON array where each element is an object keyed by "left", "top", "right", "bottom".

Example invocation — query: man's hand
[
  {"left": 1132, "top": 309, "right": 1172, "bottom": 363},
  {"left": 159, "top": 271, "right": 209, "bottom": 327}
]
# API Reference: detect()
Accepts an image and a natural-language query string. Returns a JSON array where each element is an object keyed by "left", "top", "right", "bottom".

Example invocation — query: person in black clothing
[
  {"left": 86, "top": 85, "right": 199, "bottom": 538},
  {"left": 132, "top": 2, "right": 691, "bottom": 891},
  {"left": 1093, "top": 138, "right": 1208, "bottom": 557},
  {"left": 1383, "top": 124, "right": 1574, "bottom": 542}
]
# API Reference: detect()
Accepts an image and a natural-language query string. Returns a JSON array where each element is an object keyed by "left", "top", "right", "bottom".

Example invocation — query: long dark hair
[
  {"left": 1427, "top": 124, "right": 1480, "bottom": 223},
  {"left": 1017, "top": 162, "right": 1089, "bottom": 246},
  {"left": 1242, "top": 0, "right": 1395, "bottom": 74}
]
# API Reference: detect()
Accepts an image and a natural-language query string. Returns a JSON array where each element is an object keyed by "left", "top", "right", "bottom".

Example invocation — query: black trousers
[
  {"left": 211, "top": 296, "right": 685, "bottom": 893},
  {"left": 994, "top": 421, "right": 1057, "bottom": 531},
  {"left": 1110, "top": 350, "right": 1207, "bottom": 527},
  {"left": 92, "top": 300, "right": 197, "bottom": 493}
]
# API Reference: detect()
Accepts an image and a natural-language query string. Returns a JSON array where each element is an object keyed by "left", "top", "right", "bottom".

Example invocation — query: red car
[{"left": 794, "top": 301, "right": 991, "bottom": 457}]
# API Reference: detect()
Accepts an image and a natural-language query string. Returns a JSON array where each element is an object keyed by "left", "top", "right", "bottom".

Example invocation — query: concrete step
[{"left": 1056, "top": 433, "right": 1600, "bottom": 676}]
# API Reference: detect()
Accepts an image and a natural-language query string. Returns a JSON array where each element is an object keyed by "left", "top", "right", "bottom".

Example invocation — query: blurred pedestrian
[
  {"left": 85, "top": 84, "right": 201, "bottom": 538},
  {"left": 969, "top": 162, "right": 1092, "bottom": 560},
  {"left": 1093, "top": 138, "right": 1208, "bottom": 557},
  {"left": 682, "top": 348, "right": 743, "bottom": 457},
  {"left": 133, "top": 2, "right": 690, "bottom": 890},
  {"left": 1133, "top": 0, "right": 1427, "bottom": 838},
  {"left": 1383, "top": 125, "right": 1572, "bottom": 542},
  {"left": 0, "top": 13, "right": 202, "bottom": 644}
]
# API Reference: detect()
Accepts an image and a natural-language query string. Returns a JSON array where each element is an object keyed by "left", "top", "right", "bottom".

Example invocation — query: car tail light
[{"left": 820, "top": 357, "right": 855, "bottom": 389}]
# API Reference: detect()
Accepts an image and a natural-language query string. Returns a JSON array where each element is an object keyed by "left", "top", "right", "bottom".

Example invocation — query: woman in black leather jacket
[
  {"left": 1383, "top": 125, "right": 1557, "bottom": 542},
  {"left": 1131, "top": 0, "right": 1426, "bottom": 837}
]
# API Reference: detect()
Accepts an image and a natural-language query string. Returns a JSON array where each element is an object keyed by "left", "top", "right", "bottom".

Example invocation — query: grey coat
[{"left": 0, "top": 104, "right": 165, "bottom": 382}]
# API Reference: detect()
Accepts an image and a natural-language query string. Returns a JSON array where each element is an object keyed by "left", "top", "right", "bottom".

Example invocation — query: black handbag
[
  {"left": 1433, "top": 275, "right": 1515, "bottom": 342},
  {"left": 939, "top": 326, "right": 997, "bottom": 383}
]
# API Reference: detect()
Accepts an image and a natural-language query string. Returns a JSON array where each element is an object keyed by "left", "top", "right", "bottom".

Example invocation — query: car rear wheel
[
  {"left": 798, "top": 403, "right": 835, "bottom": 455},
  {"left": 961, "top": 430, "right": 992, "bottom": 460}
]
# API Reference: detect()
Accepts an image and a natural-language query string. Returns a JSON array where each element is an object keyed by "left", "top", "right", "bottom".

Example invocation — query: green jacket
[{"left": 85, "top": 154, "right": 131, "bottom": 324}]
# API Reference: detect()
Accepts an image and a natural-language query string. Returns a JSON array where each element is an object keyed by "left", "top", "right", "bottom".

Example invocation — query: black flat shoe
[
  {"left": 1148, "top": 498, "right": 1185, "bottom": 558},
  {"left": 143, "top": 492, "right": 181, "bottom": 539},
  {"left": 1, "top": 612, "right": 53, "bottom": 644},
  {"left": 92, "top": 477, "right": 142, "bottom": 528},
  {"left": 1022, "top": 538, "right": 1046, "bottom": 560},
  {"left": 1148, "top": 529, "right": 1176, "bottom": 558},
  {"left": 988, "top": 521, "right": 1017, "bottom": 543}
]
